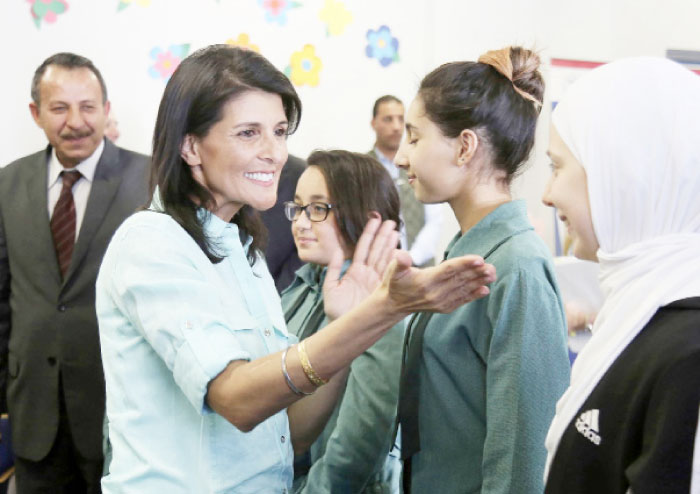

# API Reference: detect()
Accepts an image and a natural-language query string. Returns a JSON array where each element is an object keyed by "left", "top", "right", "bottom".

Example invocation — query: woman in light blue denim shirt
[{"left": 96, "top": 45, "right": 497, "bottom": 493}]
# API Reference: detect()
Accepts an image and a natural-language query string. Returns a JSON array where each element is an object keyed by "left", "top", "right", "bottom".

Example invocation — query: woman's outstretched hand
[
  {"left": 323, "top": 217, "right": 496, "bottom": 320},
  {"left": 380, "top": 252, "right": 496, "bottom": 316}
]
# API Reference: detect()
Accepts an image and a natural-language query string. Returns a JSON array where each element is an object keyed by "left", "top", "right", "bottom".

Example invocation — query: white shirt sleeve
[{"left": 409, "top": 203, "right": 444, "bottom": 266}]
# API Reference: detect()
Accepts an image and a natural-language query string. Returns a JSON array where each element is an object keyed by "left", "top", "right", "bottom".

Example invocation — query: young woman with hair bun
[{"left": 394, "top": 46, "right": 570, "bottom": 493}]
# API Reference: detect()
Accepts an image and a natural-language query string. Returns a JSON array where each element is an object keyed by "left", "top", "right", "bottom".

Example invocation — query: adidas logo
[{"left": 575, "top": 409, "right": 602, "bottom": 445}]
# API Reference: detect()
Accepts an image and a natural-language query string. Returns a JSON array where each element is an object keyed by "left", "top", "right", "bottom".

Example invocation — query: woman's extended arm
[{"left": 207, "top": 218, "right": 496, "bottom": 436}]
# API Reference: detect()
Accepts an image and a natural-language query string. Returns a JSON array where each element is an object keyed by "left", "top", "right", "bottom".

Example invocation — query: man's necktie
[{"left": 51, "top": 170, "right": 82, "bottom": 278}]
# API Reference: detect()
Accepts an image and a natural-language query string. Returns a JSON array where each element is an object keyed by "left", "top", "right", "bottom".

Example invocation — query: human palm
[{"left": 323, "top": 219, "right": 399, "bottom": 320}]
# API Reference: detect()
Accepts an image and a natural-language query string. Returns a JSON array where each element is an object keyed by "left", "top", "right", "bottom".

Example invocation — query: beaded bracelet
[
  {"left": 282, "top": 346, "right": 313, "bottom": 396},
  {"left": 297, "top": 340, "right": 328, "bottom": 387}
]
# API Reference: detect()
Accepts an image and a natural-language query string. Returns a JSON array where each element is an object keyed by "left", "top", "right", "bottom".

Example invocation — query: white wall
[
  {"left": 2, "top": 0, "right": 699, "bottom": 255},
  {"left": 0, "top": 0, "right": 433, "bottom": 163}
]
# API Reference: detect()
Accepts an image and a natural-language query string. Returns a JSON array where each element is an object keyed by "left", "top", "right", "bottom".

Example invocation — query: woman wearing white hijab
[{"left": 542, "top": 57, "right": 700, "bottom": 493}]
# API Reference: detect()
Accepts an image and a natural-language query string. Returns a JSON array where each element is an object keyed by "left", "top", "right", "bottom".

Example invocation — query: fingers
[
  {"left": 392, "top": 250, "right": 413, "bottom": 271},
  {"left": 384, "top": 253, "right": 497, "bottom": 315},
  {"left": 355, "top": 218, "right": 397, "bottom": 277},
  {"left": 412, "top": 256, "right": 497, "bottom": 313},
  {"left": 351, "top": 217, "right": 382, "bottom": 266},
  {"left": 382, "top": 258, "right": 399, "bottom": 287},
  {"left": 446, "top": 285, "right": 491, "bottom": 313},
  {"left": 449, "top": 257, "right": 495, "bottom": 284},
  {"left": 366, "top": 220, "right": 393, "bottom": 265},
  {"left": 426, "top": 279, "right": 490, "bottom": 314},
  {"left": 436, "top": 264, "right": 496, "bottom": 312},
  {"left": 324, "top": 247, "right": 345, "bottom": 291},
  {"left": 374, "top": 236, "right": 399, "bottom": 277},
  {"left": 383, "top": 250, "right": 411, "bottom": 286},
  {"left": 368, "top": 225, "right": 399, "bottom": 276},
  {"left": 448, "top": 263, "right": 496, "bottom": 298},
  {"left": 437, "top": 255, "right": 485, "bottom": 277},
  {"left": 420, "top": 257, "right": 488, "bottom": 290}
]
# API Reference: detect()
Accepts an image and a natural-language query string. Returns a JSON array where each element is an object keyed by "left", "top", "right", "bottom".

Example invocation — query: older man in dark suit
[{"left": 0, "top": 53, "right": 148, "bottom": 493}]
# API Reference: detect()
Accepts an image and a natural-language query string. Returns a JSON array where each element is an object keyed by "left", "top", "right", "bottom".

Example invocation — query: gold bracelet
[
  {"left": 297, "top": 340, "right": 327, "bottom": 387},
  {"left": 282, "top": 346, "right": 313, "bottom": 396}
]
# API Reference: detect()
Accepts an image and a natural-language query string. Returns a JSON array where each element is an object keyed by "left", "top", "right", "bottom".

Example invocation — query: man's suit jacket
[
  {"left": 0, "top": 138, "right": 149, "bottom": 461},
  {"left": 262, "top": 154, "right": 306, "bottom": 293}
]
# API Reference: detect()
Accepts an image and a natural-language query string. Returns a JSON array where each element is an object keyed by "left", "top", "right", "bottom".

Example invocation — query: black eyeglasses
[{"left": 283, "top": 201, "right": 336, "bottom": 222}]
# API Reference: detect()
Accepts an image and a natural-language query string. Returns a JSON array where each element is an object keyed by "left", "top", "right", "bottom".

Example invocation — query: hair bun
[
  {"left": 478, "top": 46, "right": 544, "bottom": 111},
  {"left": 478, "top": 48, "right": 515, "bottom": 81}
]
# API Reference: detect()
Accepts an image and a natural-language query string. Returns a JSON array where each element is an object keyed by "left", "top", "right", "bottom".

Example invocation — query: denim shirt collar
[
  {"left": 197, "top": 209, "right": 253, "bottom": 254},
  {"left": 149, "top": 187, "right": 253, "bottom": 257}
]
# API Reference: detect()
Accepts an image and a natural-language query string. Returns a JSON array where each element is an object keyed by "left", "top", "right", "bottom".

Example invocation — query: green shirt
[
  {"left": 282, "top": 263, "right": 405, "bottom": 494},
  {"left": 408, "top": 200, "right": 570, "bottom": 493}
]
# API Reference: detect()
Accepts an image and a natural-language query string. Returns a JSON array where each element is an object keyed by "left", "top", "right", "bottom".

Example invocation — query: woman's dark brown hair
[
  {"left": 150, "top": 44, "right": 302, "bottom": 265},
  {"left": 306, "top": 150, "right": 401, "bottom": 251},
  {"left": 419, "top": 46, "right": 544, "bottom": 182}
]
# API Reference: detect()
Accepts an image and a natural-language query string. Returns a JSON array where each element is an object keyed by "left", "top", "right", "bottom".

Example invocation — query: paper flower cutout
[
  {"left": 285, "top": 44, "right": 322, "bottom": 87},
  {"left": 259, "top": 0, "right": 301, "bottom": 26},
  {"left": 149, "top": 44, "right": 190, "bottom": 82},
  {"left": 117, "top": 0, "right": 150, "bottom": 10},
  {"left": 319, "top": 0, "right": 352, "bottom": 37},
  {"left": 365, "top": 25, "right": 399, "bottom": 67},
  {"left": 28, "top": 0, "right": 69, "bottom": 28},
  {"left": 226, "top": 33, "right": 260, "bottom": 53}
]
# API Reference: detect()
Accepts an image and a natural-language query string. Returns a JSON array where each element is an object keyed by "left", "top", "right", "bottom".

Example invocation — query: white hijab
[{"left": 544, "top": 57, "right": 700, "bottom": 478}]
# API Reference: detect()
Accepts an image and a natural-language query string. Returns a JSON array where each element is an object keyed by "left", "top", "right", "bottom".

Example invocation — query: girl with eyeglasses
[
  {"left": 95, "top": 45, "right": 496, "bottom": 492},
  {"left": 393, "top": 46, "right": 570, "bottom": 493},
  {"left": 281, "top": 150, "right": 404, "bottom": 493}
]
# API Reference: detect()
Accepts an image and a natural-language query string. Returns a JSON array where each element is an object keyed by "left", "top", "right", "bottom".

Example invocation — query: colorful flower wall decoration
[
  {"left": 118, "top": 0, "right": 150, "bottom": 11},
  {"left": 319, "top": 0, "right": 352, "bottom": 37},
  {"left": 226, "top": 33, "right": 260, "bottom": 53},
  {"left": 365, "top": 25, "right": 399, "bottom": 67},
  {"left": 285, "top": 44, "right": 322, "bottom": 87},
  {"left": 259, "top": 0, "right": 301, "bottom": 26},
  {"left": 28, "top": 0, "right": 69, "bottom": 28},
  {"left": 149, "top": 44, "right": 190, "bottom": 82}
]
